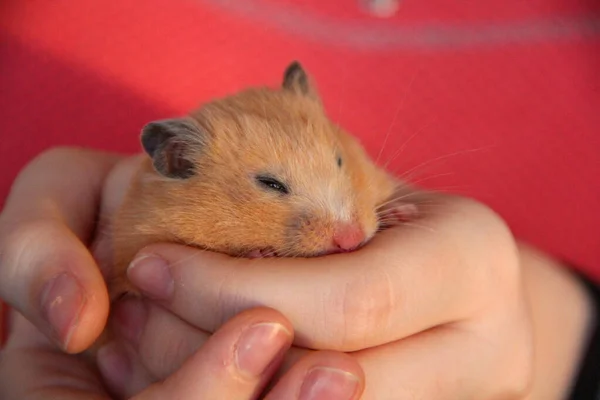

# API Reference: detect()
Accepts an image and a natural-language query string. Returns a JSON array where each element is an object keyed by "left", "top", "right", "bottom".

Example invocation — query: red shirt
[{"left": 1, "top": 0, "right": 599, "bottom": 345}]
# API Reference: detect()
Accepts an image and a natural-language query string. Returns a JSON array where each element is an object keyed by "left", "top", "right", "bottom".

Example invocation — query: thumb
[
  {"left": 0, "top": 148, "right": 125, "bottom": 352},
  {"left": 98, "top": 307, "right": 294, "bottom": 400}
]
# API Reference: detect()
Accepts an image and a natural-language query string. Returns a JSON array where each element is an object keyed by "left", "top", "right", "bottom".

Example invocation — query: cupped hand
[
  {"left": 112, "top": 193, "right": 534, "bottom": 399},
  {"left": 0, "top": 147, "right": 366, "bottom": 400}
]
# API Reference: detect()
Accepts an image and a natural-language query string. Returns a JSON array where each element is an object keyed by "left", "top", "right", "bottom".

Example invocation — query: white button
[{"left": 360, "top": 0, "right": 401, "bottom": 18}]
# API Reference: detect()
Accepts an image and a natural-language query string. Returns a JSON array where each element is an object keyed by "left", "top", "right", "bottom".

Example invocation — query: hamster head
[{"left": 137, "top": 62, "right": 404, "bottom": 258}]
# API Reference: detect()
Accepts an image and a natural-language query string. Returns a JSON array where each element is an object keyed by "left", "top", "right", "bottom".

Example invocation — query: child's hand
[
  {"left": 1, "top": 304, "right": 365, "bottom": 399},
  {"left": 108, "top": 194, "right": 536, "bottom": 399},
  {"left": 0, "top": 147, "right": 122, "bottom": 353},
  {"left": 0, "top": 147, "right": 591, "bottom": 399}
]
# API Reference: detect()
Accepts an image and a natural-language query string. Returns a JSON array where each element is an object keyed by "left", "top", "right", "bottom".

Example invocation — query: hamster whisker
[
  {"left": 383, "top": 116, "right": 438, "bottom": 170},
  {"left": 404, "top": 172, "right": 454, "bottom": 187},
  {"left": 335, "top": 64, "right": 348, "bottom": 124},
  {"left": 408, "top": 185, "right": 471, "bottom": 195},
  {"left": 362, "top": 173, "right": 380, "bottom": 200},
  {"left": 394, "top": 145, "right": 494, "bottom": 182},
  {"left": 376, "top": 69, "right": 418, "bottom": 165},
  {"left": 378, "top": 219, "right": 437, "bottom": 233},
  {"left": 400, "top": 221, "right": 437, "bottom": 233},
  {"left": 375, "top": 191, "right": 421, "bottom": 210},
  {"left": 375, "top": 101, "right": 402, "bottom": 166},
  {"left": 162, "top": 247, "right": 206, "bottom": 269},
  {"left": 275, "top": 249, "right": 297, "bottom": 258}
]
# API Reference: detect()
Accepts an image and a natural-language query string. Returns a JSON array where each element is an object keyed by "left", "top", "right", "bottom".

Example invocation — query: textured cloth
[
  {"left": 568, "top": 269, "right": 600, "bottom": 399},
  {"left": 0, "top": 1, "right": 599, "bottom": 344}
]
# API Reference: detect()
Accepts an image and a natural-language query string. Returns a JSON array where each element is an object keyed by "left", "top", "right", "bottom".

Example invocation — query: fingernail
[
  {"left": 235, "top": 322, "right": 291, "bottom": 378},
  {"left": 127, "top": 255, "right": 174, "bottom": 300},
  {"left": 40, "top": 272, "right": 85, "bottom": 349},
  {"left": 97, "top": 342, "right": 132, "bottom": 392},
  {"left": 299, "top": 367, "right": 360, "bottom": 400},
  {"left": 112, "top": 298, "right": 147, "bottom": 346}
]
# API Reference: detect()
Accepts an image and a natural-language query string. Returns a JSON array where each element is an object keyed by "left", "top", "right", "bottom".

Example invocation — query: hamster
[{"left": 107, "top": 61, "right": 418, "bottom": 300}]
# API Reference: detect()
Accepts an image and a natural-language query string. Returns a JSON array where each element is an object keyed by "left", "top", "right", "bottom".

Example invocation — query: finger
[
  {"left": 108, "top": 298, "right": 311, "bottom": 394},
  {"left": 131, "top": 307, "right": 293, "bottom": 400},
  {"left": 109, "top": 297, "right": 209, "bottom": 380},
  {"left": 264, "top": 351, "right": 364, "bottom": 400},
  {"left": 106, "top": 301, "right": 364, "bottom": 400},
  {"left": 0, "top": 148, "right": 122, "bottom": 353},
  {"left": 109, "top": 299, "right": 312, "bottom": 386},
  {"left": 90, "top": 154, "right": 146, "bottom": 279},
  {"left": 126, "top": 195, "right": 519, "bottom": 351},
  {"left": 97, "top": 340, "right": 155, "bottom": 399}
]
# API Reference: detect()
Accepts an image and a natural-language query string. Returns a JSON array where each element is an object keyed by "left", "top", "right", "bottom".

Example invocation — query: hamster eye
[
  {"left": 337, "top": 156, "right": 343, "bottom": 168},
  {"left": 256, "top": 175, "right": 289, "bottom": 195}
]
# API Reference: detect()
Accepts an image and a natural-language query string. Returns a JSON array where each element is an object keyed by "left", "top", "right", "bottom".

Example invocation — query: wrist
[{"left": 519, "top": 243, "right": 594, "bottom": 399}]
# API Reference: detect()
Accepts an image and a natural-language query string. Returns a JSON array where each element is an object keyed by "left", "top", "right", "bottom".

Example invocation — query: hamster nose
[{"left": 332, "top": 222, "right": 365, "bottom": 251}]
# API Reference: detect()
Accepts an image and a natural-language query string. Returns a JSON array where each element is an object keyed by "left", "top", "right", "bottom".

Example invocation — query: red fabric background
[{"left": 0, "top": 1, "right": 599, "bottom": 344}]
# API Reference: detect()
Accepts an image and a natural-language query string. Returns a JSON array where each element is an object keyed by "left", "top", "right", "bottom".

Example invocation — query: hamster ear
[
  {"left": 140, "top": 118, "right": 202, "bottom": 179},
  {"left": 282, "top": 61, "right": 320, "bottom": 101}
]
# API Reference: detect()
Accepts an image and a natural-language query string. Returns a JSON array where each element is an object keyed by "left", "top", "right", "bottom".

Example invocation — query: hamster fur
[{"left": 107, "top": 61, "right": 418, "bottom": 300}]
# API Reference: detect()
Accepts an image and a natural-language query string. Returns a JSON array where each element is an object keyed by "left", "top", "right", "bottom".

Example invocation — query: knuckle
[
  {"left": 3, "top": 147, "right": 84, "bottom": 205},
  {"left": 32, "top": 146, "right": 83, "bottom": 165},
  {"left": 0, "top": 220, "right": 53, "bottom": 264},
  {"left": 331, "top": 267, "right": 395, "bottom": 350},
  {"left": 17, "top": 146, "right": 90, "bottom": 182},
  {"left": 451, "top": 196, "right": 516, "bottom": 251},
  {"left": 16, "top": 147, "right": 77, "bottom": 180},
  {"left": 145, "top": 334, "right": 197, "bottom": 379},
  {"left": 0, "top": 221, "right": 35, "bottom": 266},
  {"left": 0, "top": 221, "right": 52, "bottom": 297},
  {"left": 139, "top": 305, "right": 204, "bottom": 379},
  {"left": 450, "top": 196, "right": 521, "bottom": 297}
]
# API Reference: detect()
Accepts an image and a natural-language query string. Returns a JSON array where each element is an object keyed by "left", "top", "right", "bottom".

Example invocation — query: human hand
[
  {"left": 0, "top": 148, "right": 123, "bottom": 353},
  {"left": 110, "top": 193, "right": 535, "bottom": 399},
  {"left": 0, "top": 147, "right": 587, "bottom": 399},
  {"left": 0, "top": 148, "right": 366, "bottom": 400},
  {"left": 0, "top": 303, "right": 365, "bottom": 399}
]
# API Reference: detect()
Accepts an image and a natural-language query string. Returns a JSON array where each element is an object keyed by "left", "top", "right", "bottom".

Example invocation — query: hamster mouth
[
  {"left": 245, "top": 248, "right": 279, "bottom": 258},
  {"left": 244, "top": 247, "right": 353, "bottom": 259},
  {"left": 243, "top": 202, "right": 420, "bottom": 260},
  {"left": 244, "top": 245, "right": 352, "bottom": 258},
  {"left": 243, "top": 239, "right": 366, "bottom": 259}
]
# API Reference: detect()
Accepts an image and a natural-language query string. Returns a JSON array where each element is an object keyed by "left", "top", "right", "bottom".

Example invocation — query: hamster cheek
[{"left": 284, "top": 212, "right": 332, "bottom": 256}]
